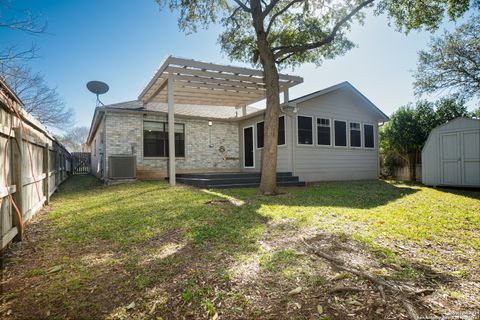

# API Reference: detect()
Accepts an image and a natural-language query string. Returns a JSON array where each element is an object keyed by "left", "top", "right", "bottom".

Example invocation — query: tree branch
[
  {"left": 262, "top": 0, "right": 280, "bottom": 18},
  {"left": 232, "top": 0, "right": 252, "bottom": 13},
  {"left": 226, "top": 6, "right": 243, "bottom": 28},
  {"left": 273, "top": 0, "right": 374, "bottom": 60},
  {"left": 266, "top": 0, "right": 304, "bottom": 35}
]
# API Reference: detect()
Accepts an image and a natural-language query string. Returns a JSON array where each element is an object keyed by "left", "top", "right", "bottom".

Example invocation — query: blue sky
[{"left": 0, "top": 0, "right": 470, "bottom": 131}]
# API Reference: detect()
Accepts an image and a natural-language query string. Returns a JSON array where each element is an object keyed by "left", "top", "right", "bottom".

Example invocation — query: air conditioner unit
[{"left": 108, "top": 155, "right": 136, "bottom": 179}]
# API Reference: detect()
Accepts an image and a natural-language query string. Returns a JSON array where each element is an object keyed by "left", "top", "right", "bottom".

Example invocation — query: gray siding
[
  {"left": 238, "top": 113, "right": 292, "bottom": 172},
  {"left": 293, "top": 87, "right": 381, "bottom": 182}
]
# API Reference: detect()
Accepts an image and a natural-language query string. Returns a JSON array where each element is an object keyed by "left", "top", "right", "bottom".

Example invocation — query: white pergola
[{"left": 138, "top": 56, "right": 303, "bottom": 186}]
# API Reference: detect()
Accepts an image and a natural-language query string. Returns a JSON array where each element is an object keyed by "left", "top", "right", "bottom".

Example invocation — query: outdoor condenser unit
[{"left": 108, "top": 155, "right": 136, "bottom": 179}]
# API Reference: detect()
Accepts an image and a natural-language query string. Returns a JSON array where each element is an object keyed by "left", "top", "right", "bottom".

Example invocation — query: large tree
[
  {"left": 0, "top": 63, "right": 74, "bottom": 130},
  {"left": 157, "top": 0, "right": 476, "bottom": 194},
  {"left": 414, "top": 15, "right": 480, "bottom": 101}
]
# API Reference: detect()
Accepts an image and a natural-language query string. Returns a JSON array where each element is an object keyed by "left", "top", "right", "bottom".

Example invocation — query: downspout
[
  {"left": 102, "top": 110, "right": 108, "bottom": 182},
  {"left": 280, "top": 98, "right": 297, "bottom": 176},
  {"left": 291, "top": 114, "right": 296, "bottom": 176}
]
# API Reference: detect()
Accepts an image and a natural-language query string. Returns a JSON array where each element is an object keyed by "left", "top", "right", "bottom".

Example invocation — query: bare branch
[
  {"left": 273, "top": 0, "right": 374, "bottom": 60},
  {"left": 0, "top": 64, "right": 74, "bottom": 130},
  {"left": 0, "top": 44, "right": 40, "bottom": 66}
]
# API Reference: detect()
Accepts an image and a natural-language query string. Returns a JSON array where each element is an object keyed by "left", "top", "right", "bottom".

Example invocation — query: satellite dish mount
[{"left": 86, "top": 80, "right": 109, "bottom": 107}]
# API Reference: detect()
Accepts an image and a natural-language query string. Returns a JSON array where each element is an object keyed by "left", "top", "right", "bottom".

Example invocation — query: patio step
[
  {"left": 176, "top": 172, "right": 305, "bottom": 189},
  {"left": 176, "top": 172, "right": 292, "bottom": 179}
]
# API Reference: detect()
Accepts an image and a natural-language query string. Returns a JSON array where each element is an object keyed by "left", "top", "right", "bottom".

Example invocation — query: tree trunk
[{"left": 250, "top": 0, "right": 280, "bottom": 195}]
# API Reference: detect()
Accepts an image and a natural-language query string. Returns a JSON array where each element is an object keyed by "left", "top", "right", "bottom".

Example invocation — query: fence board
[{"left": 1, "top": 80, "right": 72, "bottom": 249}]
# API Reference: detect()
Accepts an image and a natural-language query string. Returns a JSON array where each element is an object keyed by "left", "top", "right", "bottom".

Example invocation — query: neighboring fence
[
  {"left": 71, "top": 152, "right": 91, "bottom": 174},
  {"left": 391, "top": 164, "right": 422, "bottom": 181},
  {"left": 1, "top": 80, "right": 71, "bottom": 249},
  {"left": 380, "top": 154, "right": 422, "bottom": 181}
]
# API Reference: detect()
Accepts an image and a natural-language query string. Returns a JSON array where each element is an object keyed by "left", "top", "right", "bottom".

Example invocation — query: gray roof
[{"left": 104, "top": 100, "right": 260, "bottom": 119}]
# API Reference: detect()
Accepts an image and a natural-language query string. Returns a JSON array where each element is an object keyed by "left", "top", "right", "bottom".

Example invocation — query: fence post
[
  {"left": 43, "top": 143, "right": 50, "bottom": 204},
  {"left": 12, "top": 127, "right": 24, "bottom": 241}
]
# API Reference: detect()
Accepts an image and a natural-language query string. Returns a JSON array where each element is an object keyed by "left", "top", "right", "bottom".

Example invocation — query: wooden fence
[
  {"left": 1, "top": 80, "right": 71, "bottom": 249},
  {"left": 71, "top": 152, "right": 91, "bottom": 174}
]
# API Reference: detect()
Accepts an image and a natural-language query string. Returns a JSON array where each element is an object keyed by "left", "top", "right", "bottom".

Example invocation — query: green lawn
[{"left": 1, "top": 176, "right": 479, "bottom": 319}]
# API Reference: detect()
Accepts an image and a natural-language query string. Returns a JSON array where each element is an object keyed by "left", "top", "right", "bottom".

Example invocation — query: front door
[
  {"left": 440, "top": 133, "right": 460, "bottom": 185},
  {"left": 243, "top": 126, "right": 254, "bottom": 168}
]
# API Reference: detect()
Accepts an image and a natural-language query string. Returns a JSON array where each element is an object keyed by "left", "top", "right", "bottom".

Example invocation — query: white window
[
  {"left": 256, "top": 116, "right": 286, "bottom": 148},
  {"left": 364, "top": 124, "right": 375, "bottom": 148},
  {"left": 317, "top": 118, "right": 331, "bottom": 146},
  {"left": 297, "top": 115, "right": 313, "bottom": 145},
  {"left": 278, "top": 116, "right": 286, "bottom": 146},
  {"left": 350, "top": 122, "right": 361, "bottom": 147},
  {"left": 256, "top": 121, "right": 264, "bottom": 148},
  {"left": 334, "top": 120, "right": 347, "bottom": 147}
]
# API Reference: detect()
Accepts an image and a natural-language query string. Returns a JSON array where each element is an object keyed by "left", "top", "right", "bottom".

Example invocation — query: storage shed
[{"left": 422, "top": 117, "right": 480, "bottom": 187}]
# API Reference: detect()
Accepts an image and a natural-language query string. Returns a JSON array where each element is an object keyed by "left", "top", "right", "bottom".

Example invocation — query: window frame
[
  {"left": 333, "top": 119, "right": 348, "bottom": 148},
  {"left": 243, "top": 125, "right": 255, "bottom": 168},
  {"left": 256, "top": 120, "right": 264, "bottom": 149},
  {"left": 278, "top": 115, "right": 286, "bottom": 146},
  {"left": 315, "top": 116, "right": 332, "bottom": 147},
  {"left": 296, "top": 115, "right": 314, "bottom": 146},
  {"left": 363, "top": 123, "right": 375, "bottom": 149},
  {"left": 142, "top": 120, "right": 186, "bottom": 159},
  {"left": 349, "top": 121, "right": 362, "bottom": 148},
  {"left": 255, "top": 115, "right": 287, "bottom": 149}
]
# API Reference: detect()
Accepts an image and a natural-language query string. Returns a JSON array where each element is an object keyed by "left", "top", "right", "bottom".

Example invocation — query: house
[
  {"left": 422, "top": 117, "right": 480, "bottom": 187},
  {"left": 86, "top": 56, "right": 388, "bottom": 187}
]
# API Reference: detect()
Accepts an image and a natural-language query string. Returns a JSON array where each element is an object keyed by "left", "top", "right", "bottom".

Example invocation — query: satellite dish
[{"left": 86, "top": 80, "right": 109, "bottom": 106}]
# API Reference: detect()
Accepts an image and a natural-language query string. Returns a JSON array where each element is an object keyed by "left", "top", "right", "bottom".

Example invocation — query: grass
[{"left": 1, "top": 176, "right": 479, "bottom": 319}]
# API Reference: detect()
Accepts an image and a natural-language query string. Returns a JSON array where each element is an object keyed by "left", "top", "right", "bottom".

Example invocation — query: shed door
[
  {"left": 440, "top": 133, "right": 460, "bottom": 185},
  {"left": 462, "top": 130, "right": 480, "bottom": 186}
]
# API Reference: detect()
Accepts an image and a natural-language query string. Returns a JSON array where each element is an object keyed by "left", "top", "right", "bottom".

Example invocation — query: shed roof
[{"left": 138, "top": 56, "right": 303, "bottom": 106}]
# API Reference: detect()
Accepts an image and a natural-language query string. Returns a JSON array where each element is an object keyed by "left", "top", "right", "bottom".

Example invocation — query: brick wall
[{"left": 105, "top": 111, "right": 240, "bottom": 179}]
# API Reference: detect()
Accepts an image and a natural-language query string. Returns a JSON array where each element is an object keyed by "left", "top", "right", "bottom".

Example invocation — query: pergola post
[
  {"left": 283, "top": 88, "right": 289, "bottom": 105},
  {"left": 167, "top": 75, "right": 176, "bottom": 186}
]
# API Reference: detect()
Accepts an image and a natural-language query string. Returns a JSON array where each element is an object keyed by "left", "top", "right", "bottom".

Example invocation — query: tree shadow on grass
[
  {"left": 1, "top": 177, "right": 477, "bottom": 319},
  {"left": 434, "top": 186, "right": 480, "bottom": 201},
  {"left": 0, "top": 176, "right": 271, "bottom": 319},
  {"left": 218, "top": 179, "right": 419, "bottom": 210}
]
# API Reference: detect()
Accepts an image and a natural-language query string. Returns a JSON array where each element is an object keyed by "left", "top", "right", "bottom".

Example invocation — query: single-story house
[{"left": 86, "top": 56, "right": 389, "bottom": 186}]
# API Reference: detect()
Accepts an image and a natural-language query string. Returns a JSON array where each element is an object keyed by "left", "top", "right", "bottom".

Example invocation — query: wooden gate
[{"left": 71, "top": 152, "right": 91, "bottom": 175}]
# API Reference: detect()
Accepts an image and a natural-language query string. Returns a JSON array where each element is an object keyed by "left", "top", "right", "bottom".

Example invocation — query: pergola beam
[
  {"left": 167, "top": 75, "right": 175, "bottom": 186},
  {"left": 139, "top": 57, "right": 303, "bottom": 106}
]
